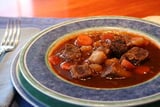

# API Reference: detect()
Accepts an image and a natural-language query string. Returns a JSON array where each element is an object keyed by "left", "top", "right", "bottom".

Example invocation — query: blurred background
[{"left": 1, "top": 0, "right": 160, "bottom": 18}]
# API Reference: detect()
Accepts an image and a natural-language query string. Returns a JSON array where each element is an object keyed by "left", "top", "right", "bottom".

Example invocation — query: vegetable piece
[
  {"left": 48, "top": 55, "right": 61, "bottom": 65},
  {"left": 100, "top": 33, "right": 114, "bottom": 40},
  {"left": 121, "top": 59, "right": 135, "bottom": 69},
  {"left": 134, "top": 66, "right": 150, "bottom": 74},
  {"left": 60, "top": 62, "right": 73, "bottom": 70},
  {"left": 88, "top": 51, "right": 107, "bottom": 64},
  {"left": 130, "top": 37, "right": 149, "bottom": 46},
  {"left": 76, "top": 35, "right": 93, "bottom": 46}
]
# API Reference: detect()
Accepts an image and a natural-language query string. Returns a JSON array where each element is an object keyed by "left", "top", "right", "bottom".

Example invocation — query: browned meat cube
[
  {"left": 105, "top": 58, "right": 119, "bottom": 65},
  {"left": 121, "top": 47, "right": 149, "bottom": 65},
  {"left": 93, "top": 40, "right": 111, "bottom": 55},
  {"left": 101, "top": 58, "right": 131, "bottom": 78},
  {"left": 110, "top": 35, "right": 128, "bottom": 58},
  {"left": 70, "top": 63, "right": 92, "bottom": 79},
  {"left": 89, "top": 64, "right": 102, "bottom": 73},
  {"left": 111, "top": 62, "right": 131, "bottom": 77},
  {"left": 61, "top": 44, "right": 81, "bottom": 62}
]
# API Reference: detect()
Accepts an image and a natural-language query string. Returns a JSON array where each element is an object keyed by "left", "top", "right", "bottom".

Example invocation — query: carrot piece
[
  {"left": 76, "top": 35, "right": 93, "bottom": 46},
  {"left": 60, "top": 62, "right": 73, "bottom": 70},
  {"left": 134, "top": 66, "right": 150, "bottom": 74},
  {"left": 121, "top": 59, "right": 135, "bottom": 69},
  {"left": 100, "top": 33, "right": 114, "bottom": 40},
  {"left": 48, "top": 55, "right": 61, "bottom": 65}
]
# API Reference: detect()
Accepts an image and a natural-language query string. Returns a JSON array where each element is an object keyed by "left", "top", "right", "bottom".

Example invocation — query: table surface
[{"left": 1, "top": 0, "right": 160, "bottom": 18}]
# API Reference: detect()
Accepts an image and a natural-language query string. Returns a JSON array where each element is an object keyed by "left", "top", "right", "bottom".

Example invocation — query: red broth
[{"left": 47, "top": 29, "right": 160, "bottom": 89}]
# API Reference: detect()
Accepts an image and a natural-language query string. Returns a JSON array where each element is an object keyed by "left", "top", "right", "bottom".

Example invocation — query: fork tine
[
  {"left": 1, "top": 20, "right": 10, "bottom": 45},
  {"left": 1, "top": 19, "right": 21, "bottom": 47},
  {"left": 10, "top": 19, "right": 21, "bottom": 47},
  {"left": 13, "top": 19, "right": 21, "bottom": 47},
  {"left": 0, "top": 18, "right": 21, "bottom": 59},
  {"left": 6, "top": 20, "right": 14, "bottom": 46}
]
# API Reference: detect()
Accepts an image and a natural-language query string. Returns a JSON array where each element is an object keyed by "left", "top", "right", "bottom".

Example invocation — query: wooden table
[{"left": 1, "top": 0, "right": 160, "bottom": 18}]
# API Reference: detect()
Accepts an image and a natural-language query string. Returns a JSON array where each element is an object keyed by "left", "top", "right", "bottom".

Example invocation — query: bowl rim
[{"left": 19, "top": 16, "right": 160, "bottom": 106}]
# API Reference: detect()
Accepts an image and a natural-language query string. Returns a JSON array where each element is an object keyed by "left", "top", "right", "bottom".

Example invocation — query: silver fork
[{"left": 0, "top": 19, "right": 21, "bottom": 57}]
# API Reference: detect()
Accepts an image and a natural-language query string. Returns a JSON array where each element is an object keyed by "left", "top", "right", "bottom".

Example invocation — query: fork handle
[{"left": 0, "top": 47, "right": 6, "bottom": 59}]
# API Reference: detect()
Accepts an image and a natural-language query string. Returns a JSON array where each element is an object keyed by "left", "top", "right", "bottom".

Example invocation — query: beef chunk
[
  {"left": 110, "top": 35, "right": 128, "bottom": 58},
  {"left": 101, "top": 58, "right": 119, "bottom": 77},
  {"left": 89, "top": 64, "right": 102, "bottom": 73},
  {"left": 101, "top": 58, "right": 131, "bottom": 78},
  {"left": 121, "top": 47, "right": 149, "bottom": 65},
  {"left": 105, "top": 58, "right": 119, "bottom": 65},
  {"left": 70, "top": 63, "right": 92, "bottom": 79},
  {"left": 61, "top": 44, "right": 81, "bottom": 62},
  {"left": 93, "top": 40, "right": 111, "bottom": 55}
]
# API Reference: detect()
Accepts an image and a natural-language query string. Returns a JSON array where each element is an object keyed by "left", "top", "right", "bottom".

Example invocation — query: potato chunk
[{"left": 88, "top": 51, "right": 107, "bottom": 64}]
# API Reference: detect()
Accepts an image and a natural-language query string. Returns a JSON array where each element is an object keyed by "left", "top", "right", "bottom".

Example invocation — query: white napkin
[
  {"left": 0, "top": 28, "right": 40, "bottom": 107},
  {"left": 143, "top": 16, "right": 160, "bottom": 24}
]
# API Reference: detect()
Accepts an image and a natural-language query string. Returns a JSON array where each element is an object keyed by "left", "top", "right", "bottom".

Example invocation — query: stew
[{"left": 48, "top": 28, "right": 160, "bottom": 88}]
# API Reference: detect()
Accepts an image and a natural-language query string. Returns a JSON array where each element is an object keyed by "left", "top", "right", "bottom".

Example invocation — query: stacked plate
[{"left": 10, "top": 16, "right": 160, "bottom": 107}]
